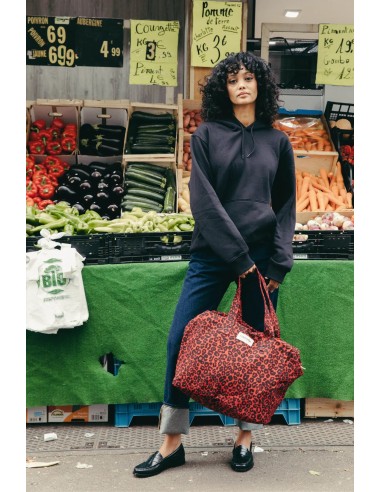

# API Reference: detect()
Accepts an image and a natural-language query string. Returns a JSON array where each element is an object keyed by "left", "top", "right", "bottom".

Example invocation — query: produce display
[
  {"left": 123, "top": 162, "right": 176, "bottom": 214},
  {"left": 125, "top": 111, "right": 177, "bottom": 154},
  {"left": 296, "top": 162, "right": 352, "bottom": 212},
  {"left": 53, "top": 161, "right": 124, "bottom": 220},
  {"left": 182, "top": 107, "right": 202, "bottom": 134},
  {"left": 79, "top": 123, "right": 126, "bottom": 156},
  {"left": 26, "top": 201, "right": 194, "bottom": 236},
  {"left": 27, "top": 118, "right": 77, "bottom": 155},
  {"left": 273, "top": 116, "right": 333, "bottom": 151},
  {"left": 295, "top": 212, "right": 354, "bottom": 231}
]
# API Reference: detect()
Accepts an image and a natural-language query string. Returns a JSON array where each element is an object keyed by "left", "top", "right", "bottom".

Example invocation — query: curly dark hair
[{"left": 199, "top": 52, "right": 280, "bottom": 125}]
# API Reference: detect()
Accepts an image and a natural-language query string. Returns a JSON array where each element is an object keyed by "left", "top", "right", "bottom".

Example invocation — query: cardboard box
[
  {"left": 26, "top": 406, "right": 48, "bottom": 424},
  {"left": 48, "top": 404, "right": 108, "bottom": 423}
]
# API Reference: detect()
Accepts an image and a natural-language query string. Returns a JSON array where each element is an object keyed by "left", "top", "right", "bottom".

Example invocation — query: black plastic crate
[
  {"left": 109, "top": 231, "right": 192, "bottom": 263},
  {"left": 292, "top": 230, "right": 354, "bottom": 260},
  {"left": 324, "top": 101, "right": 354, "bottom": 129},
  {"left": 26, "top": 233, "right": 110, "bottom": 265}
]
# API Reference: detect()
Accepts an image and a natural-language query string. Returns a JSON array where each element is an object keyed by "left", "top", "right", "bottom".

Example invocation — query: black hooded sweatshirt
[{"left": 189, "top": 117, "right": 296, "bottom": 283}]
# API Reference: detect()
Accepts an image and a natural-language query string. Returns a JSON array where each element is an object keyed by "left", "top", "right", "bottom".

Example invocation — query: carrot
[
  {"left": 296, "top": 174, "right": 303, "bottom": 200},
  {"left": 319, "top": 168, "right": 330, "bottom": 188},
  {"left": 316, "top": 191, "right": 326, "bottom": 211},
  {"left": 346, "top": 192, "right": 353, "bottom": 208},
  {"left": 336, "top": 161, "right": 344, "bottom": 183},
  {"left": 331, "top": 184, "right": 339, "bottom": 197},
  {"left": 328, "top": 192, "right": 344, "bottom": 208},
  {"left": 310, "top": 177, "right": 330, "bottom": 193},
  {"left": 300, "top": 176, "right": 310, "bottom": 197},
  {"left": 309, "top": 189, "right": 318, "bottom": 211},
  {"left": 339, "top": 188, "right": 348, "bottom": 203},
  {"left": 296, "top": 197, "right": 310, "bottom": 212}
]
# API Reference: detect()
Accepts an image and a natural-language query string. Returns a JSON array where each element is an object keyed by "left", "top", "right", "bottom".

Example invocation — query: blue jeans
[{"left": 163, "top": 243, "right": 278, "bottom": 409}]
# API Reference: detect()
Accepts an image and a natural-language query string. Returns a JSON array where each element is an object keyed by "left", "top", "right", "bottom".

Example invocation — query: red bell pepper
[
  {"left": 31, "top": 119, "right": 46, "bottom": 131},
  {"left": 61, "top": 136, "right": 76, "bottom": 152},
  {"left": 37, "top": 129, "right": 53, "bottom": 145},
  {"left": 51, "top": 118, "right": 65, "bottom": 131},
  {"left": 39, "top": 199, "right": 54, "bottom": 209},
  {"left": 26, "top": 181, "right": 38, "bottom": 198},
  {"left": 38, "top": 183, "right": 55, "bottom": 199},
  {"left": 46, "top": 141, "right": 62, "bottom": 155},
  {"left": 48, "top": 163, "right": 65, "bottom": 178},
  {"left": 33, "top": 173, "right": 52, "bottom": 187},
  {"left": 29, "top": 140, "right": 46, "bottom": 155}
]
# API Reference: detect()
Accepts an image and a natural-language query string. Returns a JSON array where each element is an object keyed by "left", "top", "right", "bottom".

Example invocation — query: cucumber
[
  {"left": 126, "top": 188, "right": 165, "bottom": 203},
  {"left": 125, "top": 170, "right": 167, "bottom": 188},
  {"left": 163, "top": 186, "right": 175, "bottom": 213},
  {"left": 124, "top": 179, "right": 166, "bottom": 195}
]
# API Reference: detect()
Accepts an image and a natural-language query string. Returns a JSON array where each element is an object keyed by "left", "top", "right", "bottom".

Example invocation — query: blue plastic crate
[
  {"left": 274, "top": 398, "right": 301, "bottom": 425},
  {"left": 114, "top": 398, "right": 300, "bottom": 427}
]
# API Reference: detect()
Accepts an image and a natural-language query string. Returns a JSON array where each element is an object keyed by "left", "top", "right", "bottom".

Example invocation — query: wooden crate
[
  {"left": 83, "top": 99, "right": 130, "bottom": 109},
  {"left": 305, "top": 398, "right": 354, "bottom": 418},
  {"left": 124, "top": 101, "right": 180, "bottom": 163},
  {"left": 36, "top": 98, "right": 83, "bottom": 107}
]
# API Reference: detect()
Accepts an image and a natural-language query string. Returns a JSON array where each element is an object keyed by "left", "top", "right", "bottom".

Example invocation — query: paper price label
[{"left": 191, "top": 1, "right": 242, "bottom": 67}]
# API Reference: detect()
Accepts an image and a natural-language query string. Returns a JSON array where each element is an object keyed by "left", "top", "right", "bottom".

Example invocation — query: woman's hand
[
  {"left": 239, "top": 264, "right": 257, "bottom": 279},
  {"left": 266, "top": 278, "right": 280, "bottom": 293}
]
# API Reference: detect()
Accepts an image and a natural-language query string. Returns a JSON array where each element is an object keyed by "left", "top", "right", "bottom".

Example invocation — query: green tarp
[{"left": 26, "top": 260, "right": 354, "bottom": 407}]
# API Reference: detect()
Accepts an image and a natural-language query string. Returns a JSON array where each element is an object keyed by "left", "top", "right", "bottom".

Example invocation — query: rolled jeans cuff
[
  {"left": 158, "top": 404, "right": 190, "bottom": 435},
  {"left": 236, "top": 420, "right": 264, "bottom": 431}
]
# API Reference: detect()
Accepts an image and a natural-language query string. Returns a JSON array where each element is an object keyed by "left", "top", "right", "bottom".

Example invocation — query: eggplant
[
  {"left": 89, "top": 161, "right": 109, "bottom": 173},
  {"left": 92, "top": 124, "right": 126, "bottom": 138},
  {"left": 97, "top": 181, "right": 109, "bottom": 192},
  {"left": 67, "top": 166, "right": 91, "bottom": 180},
  {"left": 79, "top": 180, "right": 93, "bottom": 194},
  {"left": 111, "top": 185, "right": 125, "bottom": 200},
  {"left": 96, "top": 191, "right": 109, "bottom": 204},
  {"left": 90, "top": 170, "right": 103, "bottom": 183},
  {"left": 89, "top": 203, "right": 102, "bottom": 213},
  {"left": 54, "top": 185, "right": 77, "bottom": 202},
  {"left": 80, "top": 123, "right": 97, "bottom": 139},
  {"left": 72, "top": 202, "right": 86, "bottom": 214},
  {"left": 106, "top": 203, "right": 120, "bottom": 219},
  {"left": 82, "top": 194, "right": 94, "bottom": 204}
]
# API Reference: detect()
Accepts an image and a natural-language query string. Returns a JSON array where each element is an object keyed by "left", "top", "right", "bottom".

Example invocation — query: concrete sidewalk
[{"left": 26, "top": 418, "right": 355, "bottom": 491}]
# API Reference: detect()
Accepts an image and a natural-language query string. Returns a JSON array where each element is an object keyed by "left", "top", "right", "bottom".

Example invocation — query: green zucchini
[
  {"left": 131, "top": 144, "right": 175, "bottom": 154},
  {"left": 136, "top": 124, "right": 176, "bottom": 134},
  {"left": 124, "top": 179, "right": 166, "bottom": 194},
  {"left": 126, "top": 188, "right": 165, "bottom": 203},
  {"left": 123, "top": 193, "right": 163, "bottom": 206},
  {"left": 163, "top": 186, "right": 175, "bottom": 213},
  {"left": 131, "top": 111, "right": 176, "bottom": 125},
  {"left": 126, "top": 166, "right": 167, "bottom": 182},
  {"left": 122, "top": 200, "right": 163, "bottom": 212},
  {"left": 166, "top": 169, "right": 177, "bottom": 189},
  {"left": 128, "top": 162, "right": 168, "bottom": 175},
  {"left": 135, "top": 135, "right": 176, "bottom": 145},
  {"left": 125, "top": 170, "right": 167, "bottom": 188}
]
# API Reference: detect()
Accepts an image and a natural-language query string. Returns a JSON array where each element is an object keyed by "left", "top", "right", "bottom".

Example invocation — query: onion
[
  {"left": 327, "top": 225, "right": 339, "bottom": 230},
  {"left": 295, "top": 222, "right": 303, "bottom": 231},
  {"left": 332, "top": 215, "right": 345, "bottom": 228},
  {"left": 342, "top": 220, "right": 354, "bottom": 230},
  {"left": 322, "top": 212, "right": 334, "bottom": 222},
  {"left": 313, "top": 216, "right": 323, "bottom": 223},
  {"left": 319, "top": 222, "right": 329, "bottom": 230}
]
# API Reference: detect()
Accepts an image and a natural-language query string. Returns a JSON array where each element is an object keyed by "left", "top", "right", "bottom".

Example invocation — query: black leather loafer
[
  {"left": 230, "top": 443, "right": 254, "bottom": 472},
  {"left": 133, "top": 444, "right": 185, "bottom": 478}
]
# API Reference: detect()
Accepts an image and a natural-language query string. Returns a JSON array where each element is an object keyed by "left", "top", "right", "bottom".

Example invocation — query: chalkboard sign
[
  {"left": 75, "top": 17, "right": 123, "bottom": 67},
  {"left": 316, "top": 24, "right": 354, "bottom": 86},
  {"left": 26, "top": 16, "right": 124, "bottom": 67},
  {"left": 26, "top": 16, "right": 76, "bottom": 67}
]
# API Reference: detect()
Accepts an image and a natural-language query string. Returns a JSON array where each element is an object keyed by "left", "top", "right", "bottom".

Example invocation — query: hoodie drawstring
[{"left": 241, "top": 125, "right": 256, "bottom": 158}]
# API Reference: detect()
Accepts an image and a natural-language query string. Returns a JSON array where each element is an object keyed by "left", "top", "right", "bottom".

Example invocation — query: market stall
[{"left": 26, "top": 259, "right": 353, "bottom": 408}]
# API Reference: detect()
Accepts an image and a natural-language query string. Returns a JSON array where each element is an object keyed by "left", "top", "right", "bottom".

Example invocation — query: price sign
[
  {"left": 316, "top": 24, "right": 354, "bottom": 86},
  {"left": 75, "top": 17, "right": 123, "bottom": 67},
  {"left": 191, "top": 0, "right": 242, "bottom": 67},
  {"left": 129, "top": 20, "right": 180, "bottom": 86},
  {"left": 26, "top": 16, "right": 76, "bottom": 66}
]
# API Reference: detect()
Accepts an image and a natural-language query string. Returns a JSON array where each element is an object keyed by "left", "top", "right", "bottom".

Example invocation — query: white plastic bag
[{"left": 26, "top": 230, "right": 89, "bottom": 334}]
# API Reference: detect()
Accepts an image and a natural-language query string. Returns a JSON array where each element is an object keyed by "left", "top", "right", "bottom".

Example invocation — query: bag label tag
[{"left": 236, "top": 332, "right": 254, "bottom": 346}]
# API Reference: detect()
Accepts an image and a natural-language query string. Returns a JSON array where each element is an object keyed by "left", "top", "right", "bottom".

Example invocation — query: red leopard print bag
[{"left": 173, "top": 272, "right": 304, "bottom": 424}]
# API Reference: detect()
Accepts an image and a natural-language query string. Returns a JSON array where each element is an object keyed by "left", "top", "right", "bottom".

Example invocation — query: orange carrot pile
[{"left": 296, "top": 162, "right": 353, "bottom": 212}]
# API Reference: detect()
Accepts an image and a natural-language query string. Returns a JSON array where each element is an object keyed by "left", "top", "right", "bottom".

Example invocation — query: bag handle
[{"left": 228, "top": 271, "right": 280, "bottom": 338}]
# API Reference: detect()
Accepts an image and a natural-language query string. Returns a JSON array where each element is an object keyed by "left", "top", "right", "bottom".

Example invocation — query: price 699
[{"left": 48, "top": 45, "right": 75, "bottom": 67}]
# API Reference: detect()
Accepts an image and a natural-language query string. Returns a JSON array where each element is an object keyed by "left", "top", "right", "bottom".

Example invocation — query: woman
[{"left": 133, "top": 51, "right": 296, "bottom": 478}]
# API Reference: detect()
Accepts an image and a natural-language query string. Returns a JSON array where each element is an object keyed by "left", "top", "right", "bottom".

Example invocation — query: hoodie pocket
[{"left": 223, "top": 199, "right": 277, "bottom": 240}]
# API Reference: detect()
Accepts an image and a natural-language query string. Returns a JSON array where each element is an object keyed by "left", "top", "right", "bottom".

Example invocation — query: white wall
[{"left": 254, "top": 0, "right": 354, "bottom": 38}]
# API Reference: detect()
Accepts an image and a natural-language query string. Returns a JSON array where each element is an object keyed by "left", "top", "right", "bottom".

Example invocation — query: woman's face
[{"left": 226, "top": 65, "right": 258, "bottom": 107}]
